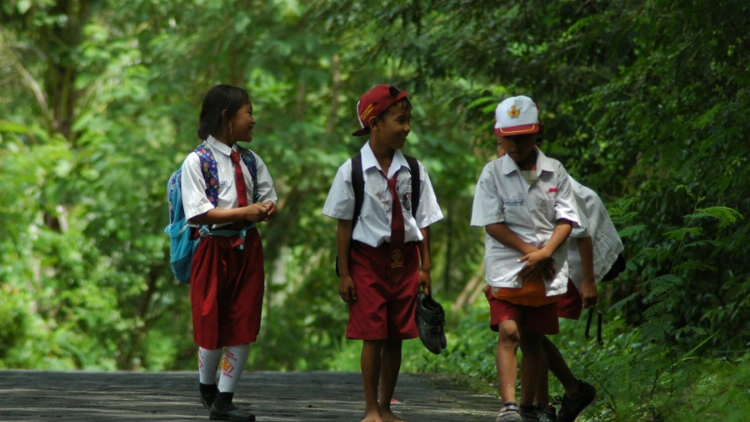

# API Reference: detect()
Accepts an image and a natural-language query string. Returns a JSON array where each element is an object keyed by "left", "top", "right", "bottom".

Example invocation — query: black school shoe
[
  {"left": 556, "top": 380, "right": 596, "bottom": 422},
  {"left": 209, "top": 392, "right": 255, "bottom": 421},
  {"left": 415, "top": 291, "right": 447, "bottom": 354}
]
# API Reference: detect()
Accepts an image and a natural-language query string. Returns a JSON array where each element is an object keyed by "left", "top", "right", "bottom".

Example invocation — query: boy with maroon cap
[
  {"left": 471, "top": 96, "right": 580, "bottom": 422},
  {"left": 323, "top": 84, "right": 443, "bottom": 422}
]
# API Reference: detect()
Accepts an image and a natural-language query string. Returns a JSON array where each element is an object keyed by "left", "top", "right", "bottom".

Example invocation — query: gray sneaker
[
  {"left": 496, "top": 402, "right": 523, "bottom": 422},
  {"left": 556, "top": 380, "right": 596, "bottom": 422}
]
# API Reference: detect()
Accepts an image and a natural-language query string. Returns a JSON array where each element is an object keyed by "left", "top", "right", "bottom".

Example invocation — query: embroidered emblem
[
  {"left": 402, "top": 192, "right": 412, "bottom": 212},
  {"left": 391, "top": 249, "right": 404, "bottom": 269},
  {"left": 549, "top": 188, "right": 557, "bottom": 193},
  {"left": 504, "top": 199, "right": 524, "bottom": 206},
  {"left": 221, "top": 357, "right": 234, "bottom": 376},
  {"left": 221, "top": 351, "right": 236, "bottom": 378},
  {"left": 508, "top": 105, "right": 521, "bottom": 118}
]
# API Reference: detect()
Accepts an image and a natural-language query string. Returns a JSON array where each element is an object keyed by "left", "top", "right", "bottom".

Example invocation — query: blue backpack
[{"left": 165, "top": 144, "right": 259, "bottom": 283}]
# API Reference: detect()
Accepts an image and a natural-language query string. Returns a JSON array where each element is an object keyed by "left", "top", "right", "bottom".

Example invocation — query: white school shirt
[
  {"left": 566, "top": 176, "right": 624, "bottom": 289},
  {"left": 322, "top": 142, "right": 444, "bottom": 247},
  {"left": 181, "top": 135, "right": 278, "bottom": 228},
  {"left": 470, "top": 148, "right": 580, "bottom": 295}
]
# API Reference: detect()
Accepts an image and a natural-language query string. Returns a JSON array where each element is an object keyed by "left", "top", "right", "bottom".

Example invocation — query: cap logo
[
  {"left": 360, "top": 103, "right": 375, "bottom": 122},
  {"left": 508, "top": 105, "right": 521, "bottom": 118}
]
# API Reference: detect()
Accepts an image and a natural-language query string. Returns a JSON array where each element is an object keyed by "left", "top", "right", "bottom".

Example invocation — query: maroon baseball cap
[{"left": 352, "top": 84, "right": 409, "bottom": 136}]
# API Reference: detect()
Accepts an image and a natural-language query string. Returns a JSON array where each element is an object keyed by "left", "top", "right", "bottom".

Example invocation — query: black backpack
[{"left": 335, "top": 153, "right": 421, "bottom": 275}]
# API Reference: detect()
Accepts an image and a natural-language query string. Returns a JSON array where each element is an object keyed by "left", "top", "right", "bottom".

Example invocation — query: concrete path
[{"left": 0, "top": 370, "right": 500, "bottom": 421}]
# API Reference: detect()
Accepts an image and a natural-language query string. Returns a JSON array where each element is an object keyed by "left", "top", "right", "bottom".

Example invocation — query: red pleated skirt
[{"left": 189, "top": 228, "right": 265, "bottom": 349}]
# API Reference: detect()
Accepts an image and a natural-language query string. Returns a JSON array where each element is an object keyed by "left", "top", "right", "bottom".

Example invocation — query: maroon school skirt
[{"left": 189, "top": 228, "right": 264, "bottom": 349}]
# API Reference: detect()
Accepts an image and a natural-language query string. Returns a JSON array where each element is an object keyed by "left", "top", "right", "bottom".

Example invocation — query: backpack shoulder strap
[
  {"left": 404, "top": 155, "right": 420, "bottom": 219},
  {"left": 239, "top": 146, "right": 260, "bottom": 203},
  {"left": 192, "top": 145, "right": 219, "bottom": 207},
  {"left": 167, "top": 169, "right": 183, "bottom": 225},
  {"left": 351, "top": 153, "right": 364, "bottom": 229}
]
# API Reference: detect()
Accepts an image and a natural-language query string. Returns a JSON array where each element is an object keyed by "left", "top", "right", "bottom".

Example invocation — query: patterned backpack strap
[
  {"left": 192, "top": 145, "right": 219, "bottom": 207},
  {"left": 239, "top": 147, "right": 260, "bottom": 203},
  {"left": 166, "top": 168, "right": 183, "bottom": 225}
]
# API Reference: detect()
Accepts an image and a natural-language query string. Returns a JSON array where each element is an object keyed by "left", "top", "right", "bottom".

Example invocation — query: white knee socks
[
  {"left": 198, "top": 347, "right": 223, "bottom": 385},
  {"left": 217, "top": 344, "right": 250, "bottom": 393}
]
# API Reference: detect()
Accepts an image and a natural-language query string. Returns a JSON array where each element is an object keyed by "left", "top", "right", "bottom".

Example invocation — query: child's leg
[
  {"left": 519, "top": 328, "right": 544, "bottom": 407},
  {"left": 379, "top": 339, "right": 404, "bottom": 422},
  {"left": 535, "top": 340, "right": 550, "bottom": 407},
  {"left": 361, "top": 339, "right": 384, "bottom": 422},
  {"left": 541, "top": 336, "right": 580, "bottom": 397},
  {"left": 198, "top": 347, "right": 222, "bottom": 409},
  {"left": 217, "top": 344, "right": 251, "bottom": 394},
  {"left": 496, "top": 320, "right": 521, "bottom": 403},
  {"left": 209, "top": 344, "right": 254, "bottom": 420}
]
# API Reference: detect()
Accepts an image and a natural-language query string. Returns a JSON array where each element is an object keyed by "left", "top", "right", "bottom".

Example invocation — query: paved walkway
[{"left": 0, "top": 370, "right": 500, "bottom": 421}]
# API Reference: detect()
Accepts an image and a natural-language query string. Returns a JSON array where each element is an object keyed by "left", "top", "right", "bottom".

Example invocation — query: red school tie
[
  {"left": 229, "top": 150, "right": 249, "bottom": 239},
  {"left": 230, "top": 150, "right": 248, "bottom": 207},
  {"left": 384, "top": 171, "right": 405, "bottom": 279}
]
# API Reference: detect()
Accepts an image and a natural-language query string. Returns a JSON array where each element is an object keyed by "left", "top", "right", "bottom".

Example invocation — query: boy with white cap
[
  {"left": 323, "top": 84, "right": 443, "bottom": 422},
  {"left": 471, "top": 96, "right": 580, "bottom": 422}
]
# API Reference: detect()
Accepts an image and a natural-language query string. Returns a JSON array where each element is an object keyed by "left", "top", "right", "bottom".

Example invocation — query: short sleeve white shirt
[
  {"left": 470, "top": 148, "right": 580, "bottom": 295},
  {"left": 566, "top": 176, "right": 624, "bottom": 289},
  {"left": 181, "top": 135, "right": 278, "bottom": 228},
  {"left": 322, "top": 142, "right": 444, "bottom": 247}
]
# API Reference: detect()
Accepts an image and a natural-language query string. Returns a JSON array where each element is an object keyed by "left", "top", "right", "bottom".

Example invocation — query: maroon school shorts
[
  {"left": 346, "top": 241, "right": 421, "bottom": 340},
  {"left": 556, "top": 279, "right": 583, "bottom": 320},
  {"left": 190, "top": 228, "right": 265, "bottom": 349},
  {"left": 486, "top": 292, "right": 560, "bottom": 335}
]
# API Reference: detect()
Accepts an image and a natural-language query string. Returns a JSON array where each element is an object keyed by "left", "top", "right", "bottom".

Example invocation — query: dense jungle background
[{"left": 1, "top": 1, "right": 749, "bottom": 420}]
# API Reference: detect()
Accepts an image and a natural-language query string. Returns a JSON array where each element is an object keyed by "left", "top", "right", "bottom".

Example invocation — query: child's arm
[
  {"left": 519, "top": 219, "right": 573, "bottom": 266},
  {"left": 418, "top": 227, "right": 432, "bottom": 295},
  {"left": 189, "top": 204, "right": 271, "bottom": 225},
  {"left": 485, "top": 222, "right": 538, "bottom": 255},
  {"left": 337, "top": 219, "right": 356, "bottom": 303},
  {"left": 576, "top": 236, "right": 598, "bottom": 308},
  {"left": 485, "top": 222, "right": 554, "bottom": 280},
  {"left": 517, "top": 219, "right": 573, "bottom": 279}
]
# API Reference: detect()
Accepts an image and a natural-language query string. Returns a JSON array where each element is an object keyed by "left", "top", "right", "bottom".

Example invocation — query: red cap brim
[
  {"left": 495, "top": 124, "right": 539, "bottom": 137},
  {"left": 352, "top": 127, "right": 369, "bottom": 136}
]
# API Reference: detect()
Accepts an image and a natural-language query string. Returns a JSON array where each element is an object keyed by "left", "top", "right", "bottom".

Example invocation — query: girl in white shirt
[{"left": 181, "top": 84, "right": 277, "bottom": 422}]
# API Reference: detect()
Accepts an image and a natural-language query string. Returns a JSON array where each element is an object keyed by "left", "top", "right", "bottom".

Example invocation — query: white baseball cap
[{"left": 494, "top": 95, "right": 540, "bottom": 137}]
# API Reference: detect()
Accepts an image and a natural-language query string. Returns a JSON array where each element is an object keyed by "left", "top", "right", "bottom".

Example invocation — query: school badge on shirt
[{"left": 402, "top": 191, "right": 412, "bottom": 212}]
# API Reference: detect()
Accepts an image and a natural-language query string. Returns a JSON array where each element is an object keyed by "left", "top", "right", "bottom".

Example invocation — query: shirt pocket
[
  {"left": 522, "top": 185, "right": 553, "bottom": 222},
  {"left": 502, "top": 197, "right": 526, "bottom": 222}
]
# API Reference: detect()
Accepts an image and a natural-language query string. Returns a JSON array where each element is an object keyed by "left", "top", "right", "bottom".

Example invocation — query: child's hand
[
  {"left": 518, "top": 250, "right": 552, "bottom": 280},
  {"left": 261, "top": 201, "right": 277, "bottom": 221},
  {"left": 580, "top": 277, "right": 598, "bottom": 308},
  {"left": 339, "top": 275, "right": 356, "bottom": 303},
  {"left": 420, "top": 268, "right": 432, "bottom": 295},
  {"left": 243, "top": 203, "right": 270, "bottom": 222}
]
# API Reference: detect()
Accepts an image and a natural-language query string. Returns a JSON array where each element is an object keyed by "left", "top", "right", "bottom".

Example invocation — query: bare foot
[
  {"left": 361, "top": 410, "right": 383, "bottom": 422},
  {"left": 381, "top": 409, "right": 407, "bottom": 422}
]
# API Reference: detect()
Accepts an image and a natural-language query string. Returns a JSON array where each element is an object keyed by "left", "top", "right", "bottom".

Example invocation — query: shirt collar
[
  {"left": 360, "top": 141, "right": 408, "bottom": 178},
  {"left": 206, "top": 135, "right": 237, "bottom": 156},
  {"left": 500, "top": 147, "right": 555, "bottom": 176}
]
